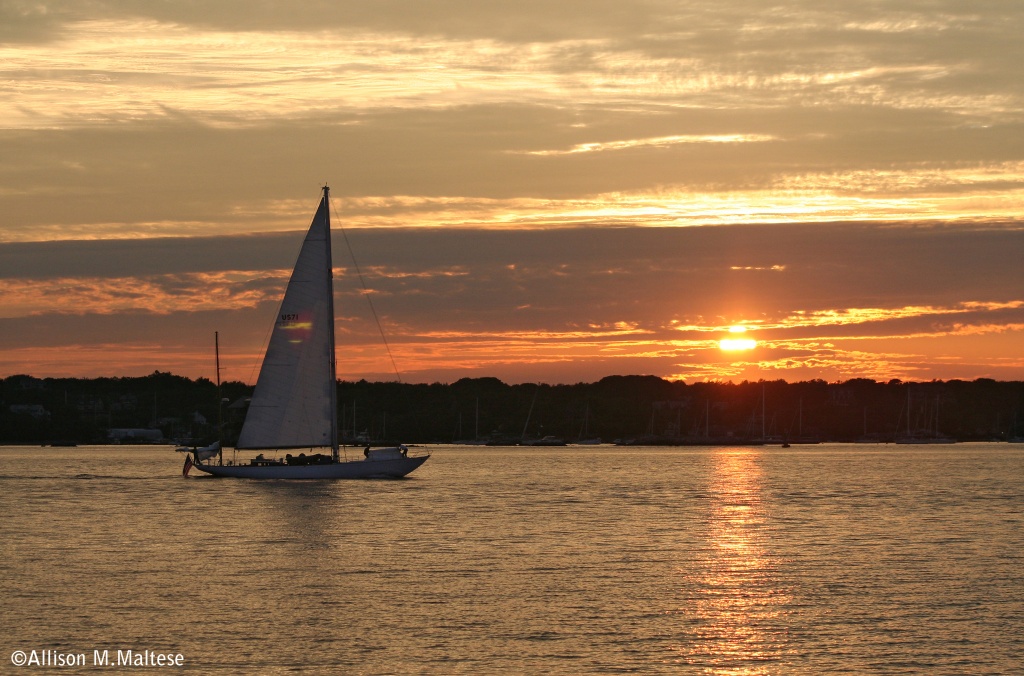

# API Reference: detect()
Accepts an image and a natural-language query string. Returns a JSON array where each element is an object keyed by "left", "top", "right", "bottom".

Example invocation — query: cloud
[
  {"left": 3, "top": 112, "right": 1024, "bottom": 244},
  {"left": 1, "top": 223, "right": 1021, "bottom": 382},
  {"left": 0, "top": 1, "right": 670, "bottom": 44},
  {"left": 521, "top": 133, "right": 779, "bottom": 156},
  {"left": 0, "top": 271, "right": 288, "bottom": 317},
  {"left": 0, "top": 233, "right": 303, "bottom": 279}
]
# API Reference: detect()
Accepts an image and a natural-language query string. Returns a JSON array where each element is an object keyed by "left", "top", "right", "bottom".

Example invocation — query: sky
[{"left": 1, "top": 1, "right": 1022, "bottom": 385}]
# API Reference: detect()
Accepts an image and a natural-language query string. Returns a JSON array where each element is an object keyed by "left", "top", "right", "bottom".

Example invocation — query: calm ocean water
[{"left": 2, "top": 443, "right": 1022, "bottom": 674}]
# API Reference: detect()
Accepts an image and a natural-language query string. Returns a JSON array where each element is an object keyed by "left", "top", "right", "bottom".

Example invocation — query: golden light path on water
[{"left": 676, "top": 449, "right": 791, "bottom": 672}]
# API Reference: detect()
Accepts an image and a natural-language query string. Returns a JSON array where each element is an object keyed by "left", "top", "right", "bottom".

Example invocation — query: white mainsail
[{"left": 235, "top": 189, "right": 338, "bottom": 451}]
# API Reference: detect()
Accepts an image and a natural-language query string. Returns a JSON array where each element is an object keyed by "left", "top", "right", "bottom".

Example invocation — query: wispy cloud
[
  {"left": 521, "top": 134, "right": 778, "bottom": 156},
  {"left": 770, "top": 302, "right": 1024, "bottom": 330},
  {"left": 0, "top": 271, "right": 292, "bottom": 319}
]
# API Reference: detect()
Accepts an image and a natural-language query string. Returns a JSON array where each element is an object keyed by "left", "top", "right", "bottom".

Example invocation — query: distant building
[
  {"left": 107, "top": 428, "right": 165, "bottom": 444},
  {"left": 10, "top": 404, "right": 50, "bottom": 420}
]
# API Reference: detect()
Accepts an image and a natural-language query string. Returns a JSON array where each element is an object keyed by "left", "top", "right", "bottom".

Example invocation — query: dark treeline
[{"left": 3, "top": 372, "right": 1023, "bottom": 445}]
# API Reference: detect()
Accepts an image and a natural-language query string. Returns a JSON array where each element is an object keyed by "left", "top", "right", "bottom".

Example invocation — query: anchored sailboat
[{"left": 189, "top": 186, "right": 429, "bottom": 479}]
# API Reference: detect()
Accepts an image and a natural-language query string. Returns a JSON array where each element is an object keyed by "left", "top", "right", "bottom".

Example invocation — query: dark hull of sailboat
[{"left": 193, "top": 454, "right": 429, "bottom": 479}]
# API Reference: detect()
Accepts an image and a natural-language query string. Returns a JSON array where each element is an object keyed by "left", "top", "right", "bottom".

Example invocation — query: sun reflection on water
[{"left": 674, "top": 448, "right": 792, "bottom": 673}]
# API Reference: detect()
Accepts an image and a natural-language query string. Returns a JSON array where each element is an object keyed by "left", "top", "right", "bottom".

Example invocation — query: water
[{"left": 3, "top": 444, "right": 1022, "bottom": 674}]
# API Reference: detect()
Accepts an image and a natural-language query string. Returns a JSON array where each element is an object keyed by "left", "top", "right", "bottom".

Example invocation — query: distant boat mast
[{"left": 215, "top": 330, "right": 223, "bottom": 465}]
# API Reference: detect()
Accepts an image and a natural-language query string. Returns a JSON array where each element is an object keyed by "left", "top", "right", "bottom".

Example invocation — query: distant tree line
[{"left": 2, "top": 372, "right": 1023, "bottom": 445}]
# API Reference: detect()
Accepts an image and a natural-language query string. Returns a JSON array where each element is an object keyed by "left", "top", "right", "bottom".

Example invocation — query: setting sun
[{"left": 720, "top": 326, "right": 757, "bottom": 351}]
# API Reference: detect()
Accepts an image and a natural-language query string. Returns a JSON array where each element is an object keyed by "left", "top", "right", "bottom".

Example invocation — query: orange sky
[{"left": 1, "top": 2, "right": 1022, "bottom": 384}]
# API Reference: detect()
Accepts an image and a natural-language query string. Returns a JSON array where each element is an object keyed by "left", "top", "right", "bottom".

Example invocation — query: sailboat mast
[
  {"left": 522, "top": 387, "right": 538, "bottom": 441},
  {"left": 761, "top": 383, "right": 766, "bottom": 442},
  {"left": 215, "top": 330, "right": 223, "bottom": 465},
  {"left": 907, "top": 386, "right": 911, "bottom": 437},
  {"left": 323, "top": 185, "right": 340, "bottom": 461}
]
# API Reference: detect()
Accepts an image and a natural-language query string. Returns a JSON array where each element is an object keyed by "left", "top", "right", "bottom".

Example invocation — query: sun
[{"left": 719, "top": 325, "right": 757, "bottom": 351}]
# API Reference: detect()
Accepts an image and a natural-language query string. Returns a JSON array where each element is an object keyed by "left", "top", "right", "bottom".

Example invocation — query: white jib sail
[{"left": 236, "top": 193, "right": 336, "bottom": 449}]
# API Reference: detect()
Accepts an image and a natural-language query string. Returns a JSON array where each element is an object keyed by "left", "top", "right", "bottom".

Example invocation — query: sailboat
[{"left": 189, "top": 186, "right": 429, "bottom": 479}]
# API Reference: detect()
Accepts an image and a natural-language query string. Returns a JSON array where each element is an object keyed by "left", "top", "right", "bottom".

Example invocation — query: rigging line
[{"left": 329, "top": 192, "right": 403, "bottom": 383}]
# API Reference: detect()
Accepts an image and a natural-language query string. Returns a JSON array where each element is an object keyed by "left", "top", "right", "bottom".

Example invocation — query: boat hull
[{"left": 192, "top": 454, "right": 429, "bottom": 479}]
